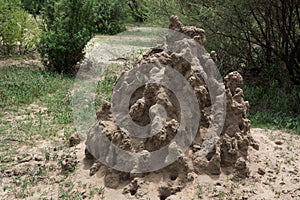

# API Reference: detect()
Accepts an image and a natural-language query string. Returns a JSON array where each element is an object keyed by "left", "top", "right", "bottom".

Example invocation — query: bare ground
[{"left": 1, "top": 128, "right": 299, "bottom": 199}]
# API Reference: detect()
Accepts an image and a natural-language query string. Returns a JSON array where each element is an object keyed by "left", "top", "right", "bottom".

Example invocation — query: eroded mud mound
[{"left": 85, "top": 16, "right": 259, "bottom": 199}]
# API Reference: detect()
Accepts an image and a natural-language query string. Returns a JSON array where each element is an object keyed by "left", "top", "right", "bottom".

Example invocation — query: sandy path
[{"left": 85, "top": 27, "right": 166, "bottom": 66}]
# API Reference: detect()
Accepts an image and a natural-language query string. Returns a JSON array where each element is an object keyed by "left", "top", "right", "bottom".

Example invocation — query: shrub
[
  {"left": 38, "top": 0, "right": 96, "bottom": 74},
  {"left": 21, "top": 0, "right": 45, "bottom": 18},
  {"left": 244, "top": 81, "right": 300, "bottom": 132},
  {"left": 128, "top": 0, "right": 149, "bottom": 23},
  {"left": 92, "top": 0, "right": 127, "bottom": 35},
  {"left": 0, "top": 0, "right": 40, "bottom": 56}
]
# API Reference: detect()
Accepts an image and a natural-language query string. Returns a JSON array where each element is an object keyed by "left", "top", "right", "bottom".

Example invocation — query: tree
[
  {"left": 38, "top": 0, "right": 96, "bottom": 74},
  {"left": 91, "top": 0, "right": 127, "bottom": 35},
  {"left": 195, "top": 0, "right": 300, "bottom": 85},
  {"left": 128, "top": 0, "right": 149, "bottom": 23},
  {"left": 146, "top": 0, "right": 300, "bottom": 85},
  {"left": 0, "top": 0, "right": 40, "bottom": 56},
  {"left": 21, "top": 0, "right": 45, "bottom": 18}
]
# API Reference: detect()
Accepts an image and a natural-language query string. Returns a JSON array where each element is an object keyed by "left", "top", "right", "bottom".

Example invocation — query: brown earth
[{"left": 1, "top": 128, "right": 299, "bottom": 199}]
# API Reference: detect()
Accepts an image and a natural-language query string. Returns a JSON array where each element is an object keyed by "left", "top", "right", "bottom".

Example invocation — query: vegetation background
[{"left": 0, "top": 0, "right": 299, "bottom": 143}]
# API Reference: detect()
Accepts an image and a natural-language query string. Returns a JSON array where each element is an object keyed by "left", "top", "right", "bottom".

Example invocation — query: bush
[
  {"left": 21, "top": 0, "right": 45, "bottom": 17},
  {"left": 250, "top": 112, "right": 300, "bottom": 133},
  {"left": 244, "top": 81, "right": 300, "bottom": 132},
  {"left": 147, "top": 0, "right": 300, "bottom": 85},
  {"left": 244, "top": 81, "right": 300, "bottom": 115},
  {"left": 92, "top": 0, "right": 127, "bottom": 35},
  {"left": 0, "top": 0, "right": 40, "bottom": 56},
  {"left": 38, "top": 0, "right": 96, "bottom": 74},
  {"left": 128, "top": 0, "right": 149, "bottom": 23}
]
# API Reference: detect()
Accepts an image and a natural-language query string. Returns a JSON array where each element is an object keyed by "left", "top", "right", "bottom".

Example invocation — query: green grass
[
  {"left": 249, "top": 112, "right": 300, "bottom": 133},
  {"left": 0, "top": 65, "right": 111, "bottom": 199},
  {"left": 0, "top": 66, "right": 75, "bottom": 177},
  {"left": 0, "top": 64, "right": 120, "bottom": 144},
  {"left": 0, "top": 66, "right": 73, "bottom": 109},
  {"left": 95, "top": 74, "right": 117, "bottom": 109},
  {"left": 244, "top": 83, "right": 300, "bottom": 115},
  {"left": 244, "top": 81, "right": 300, "bottom": 133},
  {"left": 0, "top": 66, "right": 75, "bottom": 141}
]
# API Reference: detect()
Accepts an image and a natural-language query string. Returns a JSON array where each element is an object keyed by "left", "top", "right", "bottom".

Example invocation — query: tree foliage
[
  {"left": 146, "top": 0, "right": 300, "bottom": 85},
  {"left": 21, "top": 0, "right": 45, "bottom": 18},
  {"left": 91, "top": 0, "right": 150, "bottom": 34},
  {"left": 128, "top": 0, "right": 149, "bottom": 23},
  {"left": 0, "top": 0, "right": 40, "bottom": 56},
  {"left": 38, "top": 0, "right": 96, "bottom": 74},
  {"left": 91, "top": 0, "right": 127, "bottom": 35}
]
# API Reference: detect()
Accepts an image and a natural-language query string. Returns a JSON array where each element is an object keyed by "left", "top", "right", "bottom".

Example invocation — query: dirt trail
[{"left": 85, "top": 27, "right": 166, "bottom": 66}]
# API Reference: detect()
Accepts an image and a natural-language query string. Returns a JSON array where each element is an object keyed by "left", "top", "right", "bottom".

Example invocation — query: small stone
[
  {"left": 282, "top": 189, "right": 289, "bottom": 194},
  {"left": 289, "top": 170, "right": 298, "bottom": 175},
  {"left": 242, "top": 195, "right": 249, "bottom": 200},
  {"left": 60, "top": 153, "right": 78, "bottom": 173},
  {"left": 192, "top": 145, "right": 201, "bottom": 152},
  {"left": 258, "top": 168, "right": 266, "bottom": 175},
  {"left": 34, "top": 155, "right": 44, "bottom": 162},
  {"left": 215, "top": 182, "right": 222, "bottom": 186},
  {"left": 89, "top": 161, "right": 101, "bottom": 176},
  {"left": 275, "top": 140, "right": 283, "bottom": 145},
  {"left": 158, "top": 185, "right": 172, "bottom": 200},
  {"left": 187, "top": 173, "right": 195, "bottom": 181},
  {"left": 81, "top": 190, "right": 87, "bottom": 199},
  {"left": 69, "top": 133, "right": 81, "bottom": 147},
  {"left": 122, "top": 178, "right": 142, "bottom": 196},
  {"left": 252, "top": 143, "right": 260, "bottom": 150},
  {"left": 4, "top": 169, "right": 13, "bottom": 177}
]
